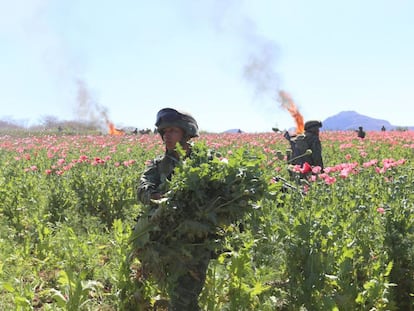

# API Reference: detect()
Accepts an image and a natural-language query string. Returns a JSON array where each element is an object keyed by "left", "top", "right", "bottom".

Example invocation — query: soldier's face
[{"left": 162, "top": 127, "right": 185, "bottom": 151}]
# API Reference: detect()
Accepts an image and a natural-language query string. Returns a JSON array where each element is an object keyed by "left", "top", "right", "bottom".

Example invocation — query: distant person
[
  {"left": 356, "top": 126, "right": 366, "bottom": 139},
  {"left": 141, "top": 128, "right": 151, "bottom": 134},
  {"left": 381, "top": 125, "right": 386, "bottom": 132}
]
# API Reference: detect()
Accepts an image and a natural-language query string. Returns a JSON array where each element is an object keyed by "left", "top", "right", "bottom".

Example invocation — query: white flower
[{"left": 220, "top": 157, "right": 229, "bottom": 164}]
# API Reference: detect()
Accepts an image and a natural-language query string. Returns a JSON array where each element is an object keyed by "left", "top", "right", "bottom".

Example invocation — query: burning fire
[
  {"left": 107, "top": 121, "right": 125, "bottom": 136},
  {"left": 279, "top": 90, "right": 304, "bottom": 134}
]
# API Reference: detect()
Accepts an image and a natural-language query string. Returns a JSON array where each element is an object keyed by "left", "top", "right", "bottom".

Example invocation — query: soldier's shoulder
[
  {"left": 155, "top": 154, "right": 165, "bottom": 160},
  {"left": 305, "top": 132, "right": 318, "bottom": 139},
  {"left": 293, "top": 134, "right": 306, "bottom": 141},
  {"left": 145, "top": 155, "right": 165, "bottom": 166}
]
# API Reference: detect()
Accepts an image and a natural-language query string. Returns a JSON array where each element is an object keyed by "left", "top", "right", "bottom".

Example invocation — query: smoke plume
[
  {"left": 243, "top": 38, "right": 280, "bottom": 100},
  {"left": 75, "top": 79, "right": 109, "bottom": 126},
  {"left": 207, "top": 1, "right": 282, "bottom": 112},
  {"left": 9, "top": 1, "right": 111, "bottom": 129}
]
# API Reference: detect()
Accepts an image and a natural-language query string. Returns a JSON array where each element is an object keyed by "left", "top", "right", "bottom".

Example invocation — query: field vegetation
[{"left": 0, "top": 130, "right": 413, "bottom": 310}]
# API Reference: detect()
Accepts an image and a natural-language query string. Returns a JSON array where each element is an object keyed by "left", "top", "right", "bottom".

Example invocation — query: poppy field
[{"left": 0, "top": 130, "right": 413, "bottom": 310}]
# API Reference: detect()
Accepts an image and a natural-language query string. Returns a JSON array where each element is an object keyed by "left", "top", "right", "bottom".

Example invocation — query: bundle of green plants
[{"left": 129, "top": 142, "right": 269, "bottom": 289}]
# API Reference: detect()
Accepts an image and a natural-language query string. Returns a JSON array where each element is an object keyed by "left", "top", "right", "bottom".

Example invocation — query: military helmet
[
  {"left": 304, "top": 120, "right": 322, "bottom": 131},
  {"left": 155, "top": 108, "right": 199, "bottom": 139}
]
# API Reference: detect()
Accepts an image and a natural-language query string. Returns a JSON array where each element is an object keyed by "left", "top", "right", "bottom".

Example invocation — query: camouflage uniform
[
  {"left": 137, "top": 150, "right": 180, "bottom": 206},
  {"left": 303, "top": 120, "right": 324, "bottom": 170},
  {"left": 302, "top": 130, "right": 324, "bottom": 170},
  {"left": 136, "top": 108, "right": 209, "bottom": 311},
  {"left": 286, "top": 120, "right": 324, "bottom": 171}
]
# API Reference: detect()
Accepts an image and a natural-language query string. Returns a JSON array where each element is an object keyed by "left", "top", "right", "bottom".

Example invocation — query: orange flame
[
  {"left": 279, "top": 90, "right": 304, "bottom": 134},
  {"left": 107, "top": 121, "right": 125, "bottom": 136}
]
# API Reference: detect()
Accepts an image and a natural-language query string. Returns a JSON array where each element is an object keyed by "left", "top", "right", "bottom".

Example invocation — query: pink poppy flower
[{"left": 300, "top": 162, "right": 312, "bottom": 174}]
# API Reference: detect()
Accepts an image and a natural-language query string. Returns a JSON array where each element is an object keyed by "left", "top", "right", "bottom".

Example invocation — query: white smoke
[
  {"left": 0, "top": 0, "right": 108, "bottom": 127},
  {"left": 203, "top": 1, "right": 282, "bottom": 107},
  {"left": 75, "top": 79, "right": 109, "bottom": 125}
]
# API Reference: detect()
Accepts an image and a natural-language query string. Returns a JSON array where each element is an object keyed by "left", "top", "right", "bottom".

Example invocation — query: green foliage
[
  {"left": 383, "top": 177, "right": 414, "bottom": 310},
  {"left": 0, "top": 132, "right": 413, "bottom": 309},
  {"left": 129, "top": 142, "right": 268, "bottom": 298}
]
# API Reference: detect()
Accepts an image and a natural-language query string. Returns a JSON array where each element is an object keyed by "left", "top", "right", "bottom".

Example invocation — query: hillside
[{"left": 322, "top": 111, "right": 413, "bottom": 131}]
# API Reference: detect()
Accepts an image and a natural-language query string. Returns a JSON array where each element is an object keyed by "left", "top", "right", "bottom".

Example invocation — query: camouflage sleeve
[{"left": 136, "top": 159, "right": 161, "bottom": 205}]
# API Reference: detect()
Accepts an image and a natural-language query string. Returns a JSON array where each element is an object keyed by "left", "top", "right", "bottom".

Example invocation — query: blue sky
[{"left": 1, "top": 0, "right": 413, "bottom": 132}]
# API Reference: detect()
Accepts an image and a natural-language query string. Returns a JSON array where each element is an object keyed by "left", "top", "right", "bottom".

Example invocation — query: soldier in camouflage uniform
[
  {"left": 302, "top": 120, "right": 324, "bottom": 170},
  {"left": 136, "top": 108, "right": 209, "bottom": 311},
  {"left": 285, "top": 120, "right": 324, "bottom": 176}
]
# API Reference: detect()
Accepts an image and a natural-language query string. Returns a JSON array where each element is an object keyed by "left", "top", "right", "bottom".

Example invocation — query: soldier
[
  {"left": 136, "top": 108, "right": 209, "bottom": 310},
  {"left": 303, "top": 120, "right": 324, "bottom": 170},
  {"left": 357, "top": 126, "right": 366, "bottom": 139},
  {"left": 285, "top": 120, "right": 324, "bottom": 173}
]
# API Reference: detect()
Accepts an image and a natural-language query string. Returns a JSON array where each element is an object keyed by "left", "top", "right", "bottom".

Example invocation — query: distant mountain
[
  {"left": 222, "top": 128, "right": 243, "bottom": 134},
  {"left": 322, "top": 111, "right": 413, "bottom": 131}
]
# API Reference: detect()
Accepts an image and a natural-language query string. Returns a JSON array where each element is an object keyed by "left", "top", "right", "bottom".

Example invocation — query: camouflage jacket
[
  {"left": 137, "top": 149, "right": 183, "bottom": 206},
  {"left": 303, "top": 132, "right": 324, "bottom": 169}
]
